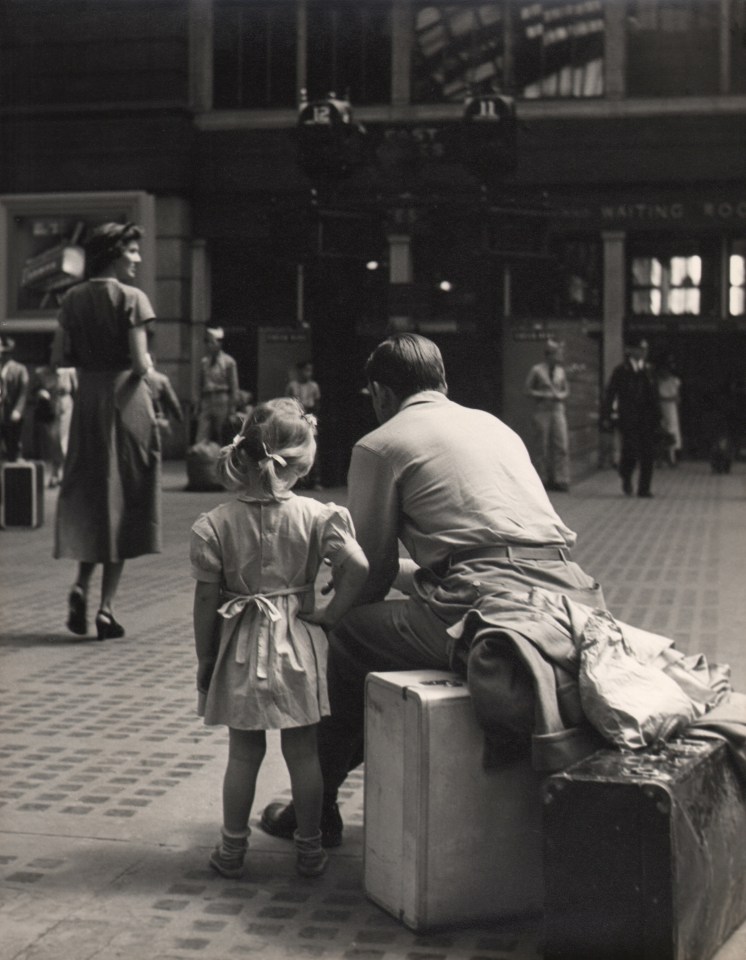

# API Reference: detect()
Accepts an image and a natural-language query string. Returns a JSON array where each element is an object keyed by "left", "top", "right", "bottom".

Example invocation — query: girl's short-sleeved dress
[
  {"left": 54, "top": 278, "right": 161, "bottom": 562},
  {"left": 190, "top": 492, "right": 359, "bottom": 730}
]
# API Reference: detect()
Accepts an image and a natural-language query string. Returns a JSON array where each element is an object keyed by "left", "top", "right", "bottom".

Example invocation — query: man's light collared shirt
[
  {"left": 347, "top": 391, "right": 577, "bottom": 599},
  {"left": 200, "top": 351, "right": 238, "bottom": 401}
]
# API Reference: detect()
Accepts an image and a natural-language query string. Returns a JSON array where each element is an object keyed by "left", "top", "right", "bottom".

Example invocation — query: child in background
[{"left": 190, "top": 398, "right": 368, "bottom": 879}]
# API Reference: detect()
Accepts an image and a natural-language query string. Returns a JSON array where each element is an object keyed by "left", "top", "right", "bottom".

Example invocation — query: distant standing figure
[
  {"left": 55, "top": 366, "right": 78, "bottom": 461},
  {"left": 0, "top": 336, "right": 29, "bottom": 462},
  {"left": 286, "top": 360, "right": 322, "bottom": 488},
  {"left": 147, "top": 363, "right": 183, "bottom": 435},
  {"left": 228, "top": 389, "right": 255, "bottom": 439},
  {"left": 52, "top": 221, "right": 161, "bottom": 641},
  {"left": 656, "top": 360, "right": 682, "bottom": 466},
  {"left": 195, "top": 326, "right": 239, "bottom": 445},
  {"left": 524, "top": 339, "right": 570, "bottom": 492},
  {"left": 603, "top": 336, "right": 661, "bottom": 498},
  {"left": 32, "top": 363, "right": 64, "bottom": 486}
]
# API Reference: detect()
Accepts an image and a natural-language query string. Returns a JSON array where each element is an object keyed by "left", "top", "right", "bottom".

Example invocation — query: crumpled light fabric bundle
[{"left": 575, "top": 606, "right": 731, "bottom": 749}]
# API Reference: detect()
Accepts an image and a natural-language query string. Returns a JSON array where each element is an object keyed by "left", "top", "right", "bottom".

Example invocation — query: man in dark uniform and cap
[{"left": 603, "top": 336, "right": 661, "bottom": 498}]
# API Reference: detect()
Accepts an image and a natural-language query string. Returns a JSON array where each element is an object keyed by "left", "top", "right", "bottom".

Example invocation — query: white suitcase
[{"left": 364, "top": 669, "right": 544, "bottom": 931}]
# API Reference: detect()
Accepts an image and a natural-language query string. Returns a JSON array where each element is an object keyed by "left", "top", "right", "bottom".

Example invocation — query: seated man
[
  {"left": 261, "top": 333, "right": 604, "bottom": 847},
  {"left": 263, "top": 335, "right": 743, "bottom": 849}
]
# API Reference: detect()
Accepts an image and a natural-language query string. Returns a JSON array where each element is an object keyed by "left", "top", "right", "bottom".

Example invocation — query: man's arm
[
  {"left": 346, "top": 444, "right": 401, "bottom": 604},
  {"left": 13, "top": 364, "right": 30, "bottom": 418},
  {"left": 227, "top": 357, "right": 239, "bottom": 409},
  {"left": 524, "top": 365, "right": 542, "bottom": 398},
  {"left": 194, "top": 358, "right": 205, "bottom": 410},
  {"left": 525, "top": 365, "right": 552, "bottom": 399},
  {"left": 554, "top": 367, "right": 569, "bottom": 401},
  {"left": 309, "top": 381, "right": 320, "bottom": 413},
  {"left": 602, "top": 366, "right": 620, "bottom": 425},
  {"left": 160, "top": 374, "right": 184, "bottom": 422}
]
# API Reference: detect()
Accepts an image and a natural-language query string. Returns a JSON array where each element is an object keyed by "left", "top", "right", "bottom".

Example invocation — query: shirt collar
[
  {"left": 237, "top": 491, "right": 291, "bottom": 503},
  {"left": 399, "top": 390, "right": 448, "bottom": 412}
]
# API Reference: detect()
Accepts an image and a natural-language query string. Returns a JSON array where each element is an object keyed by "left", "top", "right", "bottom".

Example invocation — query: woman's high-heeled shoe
[
  {"left": 67, "top": 586, "right": 88, "bottom": 635},
  {"left": 95, "top": 611, "right": 125, "bottom": 641}
]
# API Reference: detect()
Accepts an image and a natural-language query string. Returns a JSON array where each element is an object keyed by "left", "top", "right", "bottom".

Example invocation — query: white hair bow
[{"left": 260, "top": 442, "right": 287, "bottom": 469}]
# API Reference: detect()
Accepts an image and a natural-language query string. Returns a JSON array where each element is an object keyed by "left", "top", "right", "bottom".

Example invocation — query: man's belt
[{"left": 451, "top": 544, "right": 571, "bottom": 564}]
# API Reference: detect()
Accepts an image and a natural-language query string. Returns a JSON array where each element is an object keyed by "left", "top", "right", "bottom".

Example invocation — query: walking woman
[{"left": 52, "top": 222, "right": 161, "bottom": 640}]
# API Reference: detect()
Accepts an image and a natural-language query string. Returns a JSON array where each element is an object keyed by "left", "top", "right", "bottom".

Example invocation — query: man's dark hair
[{"left": 364, "top": 333, "right": 447, "bottom": 401}]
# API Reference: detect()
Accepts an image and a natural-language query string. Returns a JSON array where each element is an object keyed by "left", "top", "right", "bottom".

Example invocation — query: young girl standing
[{"left": 190, "top": 398, "right": 368, "bottom": 879}]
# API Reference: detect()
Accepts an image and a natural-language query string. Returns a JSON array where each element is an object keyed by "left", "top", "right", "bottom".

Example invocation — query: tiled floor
[{"left": 1, "top": 460, "right": 745, "bottom": 960}]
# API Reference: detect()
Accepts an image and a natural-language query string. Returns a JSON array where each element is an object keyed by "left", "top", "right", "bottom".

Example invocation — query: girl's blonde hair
[{"left": 217, "top": 397, "right": 317, "bottom": 499}]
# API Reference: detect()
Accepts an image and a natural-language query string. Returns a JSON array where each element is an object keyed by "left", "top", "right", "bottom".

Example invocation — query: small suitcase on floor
[
  {"left": 0, "top": 459, "right": 44, "bottom": 528},
  {"left": 364, "top": 670, "right": 544, "bottom": 931},
  {"left": 543, "top": 739, "right": 746, "bottom": 960},
  {"left": 185, "top": 441, "right": 223, "bottom": 491}
]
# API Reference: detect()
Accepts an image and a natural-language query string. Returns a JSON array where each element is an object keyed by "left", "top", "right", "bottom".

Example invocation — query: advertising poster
[{"left": 0, "top": 193, "right": 154, "bottom": 331}]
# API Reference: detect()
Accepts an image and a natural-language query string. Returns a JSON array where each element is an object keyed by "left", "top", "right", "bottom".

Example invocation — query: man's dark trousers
[{"left": 619, "top": 421, "right": 656, "bottom": 495}]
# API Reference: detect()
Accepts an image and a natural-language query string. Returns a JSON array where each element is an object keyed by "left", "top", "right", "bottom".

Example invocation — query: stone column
[
  {"left": 188, "top": 0, "right": 213, "bottom": 112},
  {"left": 604, "top": 0, "right": 626, "bottom": 100},
  {"left": 719, "top": 0, "right": 732, "bottom": 94},
  {"left": 190, "top": 238, "right": 211, "bottom": 422},
  {"left": 602, "top": 230, "right": 626, "bottom": 384},
  {"left": 391, "top": 0, "right": 413, "bottom": 107}
]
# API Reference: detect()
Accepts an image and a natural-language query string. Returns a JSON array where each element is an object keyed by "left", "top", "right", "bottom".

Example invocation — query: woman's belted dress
[
  {"left": 190, "top": 494, "right": 359, "bottom": 730},
  {"left": 54, "top": 278, "right": 161, "bottom": 562}
]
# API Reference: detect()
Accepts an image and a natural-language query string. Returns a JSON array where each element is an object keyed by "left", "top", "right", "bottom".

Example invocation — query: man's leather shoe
[
  {"left": 638, "top": 491, "right": 654, "bottom": 498},
  {"left": 260, "top": 801, "right": 296, "bottom": 839},
  {"left": 260, "top": 800, "right": 343, "bottom": 848},
  {"left": 622, "top": 480, "right": 633, "bottom": 496}
]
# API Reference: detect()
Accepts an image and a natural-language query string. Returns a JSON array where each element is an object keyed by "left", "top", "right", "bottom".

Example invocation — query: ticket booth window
[
  {"left": 631, "top": 254, "right": 702, "bottom": 315},
  {"left": 730, "top": 241, "right": 746, "bottom": 316}
]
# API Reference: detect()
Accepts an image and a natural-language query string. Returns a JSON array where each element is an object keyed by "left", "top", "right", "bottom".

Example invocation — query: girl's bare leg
[{"left": 223, "top": 728, "right": 266, "bottom": 833}]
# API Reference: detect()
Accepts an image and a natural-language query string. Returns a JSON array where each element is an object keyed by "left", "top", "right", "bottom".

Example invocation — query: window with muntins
[
  {"left": 631, "top": 253, "right": 703, "bottom": 316},
  {"left": 626, "top": 0, "right": 720, "bottom": 96},
  {"left": 729, "top": 241, "right": 746, "bottom": 317},
  {"left": 213, "top": 0, "right": 297, "bottom": 109},
  {"left": 411, "top": 1, "right": 604, "bottom": 103},
  {"left": 305, "top": 0, "right": 392, "bottom": 104},
  {"left": 512, "top": 0, "right": 605, "bottom": 99}
]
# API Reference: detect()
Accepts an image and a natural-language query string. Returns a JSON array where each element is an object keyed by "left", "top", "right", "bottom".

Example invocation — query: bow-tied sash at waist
[{"left": 217, "top": 584, "right": 314, "bottom": 679}]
